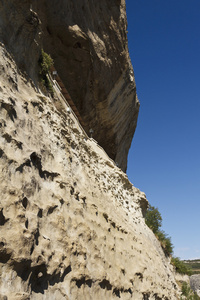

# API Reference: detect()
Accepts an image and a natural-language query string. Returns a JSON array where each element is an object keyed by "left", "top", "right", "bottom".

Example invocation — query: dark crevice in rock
[
  {"left": 1, "top": 102, "right": 17, "bottom": 121},
  {"left": 99, "top": 279, "right": 112, "bottom": 290},
  {"left": 13, "top": 260, "right": 72, "bottom": 294},
  {"left": 111, "top": 221, "right": 116, "bottom": 228},
  {"left": 30, "top": 244, "right": 34, "bottom": 255},
  {"left": 125, "top": 288, "right": 133, "bottom": 295},
  {"left": 72, "top": 276, "right": 133, "bottom": 296},
  {"left": 16, "top": 159, "right": 31, "bottom": 173},
  {"left": 34, "top": 228, "right": 39, "bottom": 246},
  {"left": 136, "top": 272, "right": 143, "bottom": 280},
  {"left": 47, "top": 205, "right": 58, "bottom": 215},
  {"left": 16, "top": 153, "right": 60, "bottom": 180},
  {"left": 0, "top": 242, "right": 12, "bottom": 263},
  {"left": 75, "top": 193, "right": 79, "bottom": 201},
  {"left": 60, "top": 199, "right": 64, "bottom": 205},
  {"left": 2, "top": 133, "right": 12, "bottom": 143},
  {"left": 143, "top": 294, "right": 150, "bottom": 300},
  {"left": 31, "top": 101, "right": 44, "bottom": 112},
  {"left": 74, "top": 277, "right": 93, "bottom": 288},
  {"left": 30, "top": 152, "right": 59, "bottom": 180},
  {"left": 25, "top": 219, "right": 28, "bottom": 229},
  {"left": 12, "top": 259, "right": 32, "bottom": 281},
  {"left": 153, "top": 294, "right": 163, "bottom": 300},
  {"left": 113, "top": 288, "right": 121, "bottom": 298},
  {"left": 49, "top": 265, "right": 72, "bottom": 286},
  {"left": 103, "top": 213, "right": 109, "bottom": 222},
  {"left": 0, "top": 148, "right": 4, "bottom": 158},
  {"left": 113, "top": 287, "right": 132, "bottom": 298},
  {"left": 70, "top": 186, "right": 74, "bottom": 195},
  {"left": 37, "top": 209, "right": 43, "bottom": 218},
  {"left": 0, "top": 209, "right": 9, "bottom": 226},
  {"left": 2, "top": 133, "right": 23, "bottom": 149},
  {"left": 22, "top": 197, "right": 28, "bottom": 209}
]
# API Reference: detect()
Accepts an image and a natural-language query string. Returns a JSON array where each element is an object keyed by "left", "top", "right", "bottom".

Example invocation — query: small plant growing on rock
[{"left": 38, "top": 49, "right": 54, "bottom": 95}]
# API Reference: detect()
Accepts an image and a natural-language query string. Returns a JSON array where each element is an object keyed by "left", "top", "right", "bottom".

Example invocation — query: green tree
[
  {"left": 39, "top": 49, "right": 53, "bottom": 77},
  {"left": 38, "top": 49, "right": 54, "bottom": 94},
  {"left": 145, "top": 205, "right": 173, "bottom": 256},
  {"left": 145, "top": 205, "right": 162, "bottom": 234}
]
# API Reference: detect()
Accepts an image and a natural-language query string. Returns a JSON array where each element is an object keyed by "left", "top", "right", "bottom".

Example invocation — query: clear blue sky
[{"left": 126, "top": 0, "right": 200, "bottom": 260}]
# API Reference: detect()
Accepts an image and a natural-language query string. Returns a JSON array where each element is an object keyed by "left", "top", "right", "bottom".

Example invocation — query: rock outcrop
[
  {"left": 0, "top": 43, "right": 180, "bottom": 299},
  {"left": 190, "top": 275, "right": 200, "bottom": 297},
  {"left": 0, "top": 0, "right": 139, "bottom": 171}
]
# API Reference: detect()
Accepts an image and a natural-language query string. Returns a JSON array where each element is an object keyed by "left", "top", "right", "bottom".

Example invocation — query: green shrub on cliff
[
  {"left": 145, "top": 205, "right": 173, "bottom": 256},
  {"left": 171, "top": 257, "right": 192, "bottom": 276},
  {"left": 145, "top": 205, "right": 162, "bottom": 234},
  {"left": 38, "top": 49, "right": 54, "bottom": 94},
  {"left": 156, "top": 230, "right": 173, "bottom": 256}
]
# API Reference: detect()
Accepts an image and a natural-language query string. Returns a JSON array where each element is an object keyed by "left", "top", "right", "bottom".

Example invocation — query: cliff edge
[
  {"left": 0, "top": 0, "right": 139, "bottom": 171},
  {"left": 0, "top": 1, "right": 180, "bottom": 299},
  {"left": 0, "top": 42, "right": 180, "bottom": 299}
]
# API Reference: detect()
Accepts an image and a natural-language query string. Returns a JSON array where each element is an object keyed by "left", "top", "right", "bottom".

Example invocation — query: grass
[{"left": 183, "top": 260, "right": 200, "bottom": 275}]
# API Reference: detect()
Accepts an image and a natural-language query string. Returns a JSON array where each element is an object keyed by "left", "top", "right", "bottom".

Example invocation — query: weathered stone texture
[
  {"left": 0, "top": 0, "right": 139, "bottom": 171},
  {"left": 0, "top": 43, "right": 180, "bottom": 300}
]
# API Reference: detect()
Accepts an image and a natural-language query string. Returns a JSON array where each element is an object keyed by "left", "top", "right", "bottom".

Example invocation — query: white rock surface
[{"left": 0, "top": 44, "right": 180, "bottom": 299}]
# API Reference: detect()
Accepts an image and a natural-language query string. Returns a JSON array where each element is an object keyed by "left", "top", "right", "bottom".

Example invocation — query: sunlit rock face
[
  {"left": 0, "top": 0, "right": 139, "bottom": 171},
  {"left": 0, "top": 43, "right": 180, "bottom": 300},
  {"left": 0, "top": 1, "right": 181, "bottom": 299}
]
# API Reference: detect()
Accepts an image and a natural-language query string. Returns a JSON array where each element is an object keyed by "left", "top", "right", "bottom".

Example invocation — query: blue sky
[{"left": 126, "top": 0, "right": 200, "bottom": 260}]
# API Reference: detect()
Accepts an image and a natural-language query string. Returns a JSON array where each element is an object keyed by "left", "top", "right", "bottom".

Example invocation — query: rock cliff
[
  {"left": 0, "top": 0, "right": 139, "bottom": 171},
  {"left": 0, "top": 42, "right": 180, "bottom": 299},
  {"left": 0, "top": 1, "right": 181, "bottom": 299}
]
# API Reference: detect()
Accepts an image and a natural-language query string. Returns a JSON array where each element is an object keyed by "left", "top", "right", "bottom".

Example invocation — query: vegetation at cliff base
[
  {"left": 38, "top": 49, "right": 54, "bottom": 94},
  {"left": 181, "top": 282, "right": 200, "bottom": 300}
]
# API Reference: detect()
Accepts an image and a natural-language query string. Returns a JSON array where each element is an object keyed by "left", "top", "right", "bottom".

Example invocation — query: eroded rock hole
[
  {"left": 22, "top": 197, "right": 28, "bottom": 209},
  {"left": 47, "top": 205, "right": 58, "bottom": 215},
  {"left": 0, "top": 209, "right": 8, "bottom": 226},
  {"left": 103, "top": 213, "right": 108, "bottom": 222},
  {"left": 113, "top": 288, "right": 120, "bottom": 298},
  {"left": 25, "top": 219, "right": 28, "bottom": 229},
  {"left": 75, "top": 277, "right": 92, "bottom": 288},
  {"left": 70, "top": 186, "right": 74, "bottom": 195},
  {"left": 37, "top": 209, "right": 43, "bottom": 218},
  {"left": 99, "top": 279, "right": 112, "bottom": 290}
]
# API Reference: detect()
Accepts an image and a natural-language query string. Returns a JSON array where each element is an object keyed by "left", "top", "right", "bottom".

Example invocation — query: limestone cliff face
[
  {"left": 0, "top": 44, "right": 180, "bottom": 299},
  {"left": 0, "top": 0, "right": 139, "bottom": 171}
]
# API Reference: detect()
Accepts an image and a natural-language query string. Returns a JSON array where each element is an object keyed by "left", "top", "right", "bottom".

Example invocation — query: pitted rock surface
[{"left": 0, "top": 43, "right": 180, "bottom": 300}]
